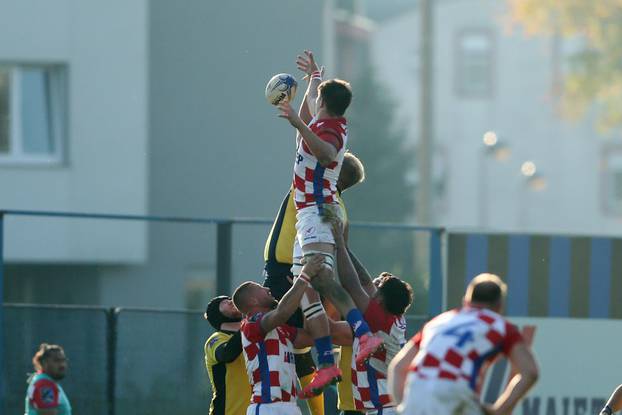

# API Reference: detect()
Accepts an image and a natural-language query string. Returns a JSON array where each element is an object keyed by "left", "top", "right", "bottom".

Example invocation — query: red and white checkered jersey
[
  {"left": 240, "top": 312, "right": 298, "bottom": 404},
  {"left": 409, "top": 306, "right": 523, "bottom": 393},
  {"left": 352, "top": 298, "right": 407, "bottom": 411},
  {"left": 292, "top": 116, "right": 347, "bottom": 210}
]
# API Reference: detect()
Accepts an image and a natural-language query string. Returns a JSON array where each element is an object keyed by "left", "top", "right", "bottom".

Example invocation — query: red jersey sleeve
[
  {"left": 316, "top": 128, "right": 344, "bottom": 151},
  {"left": 363, "top": 298, "right": 396, "bottom": 333},
  {"left": 242, "top": 313, "right": 266, "bottom": 342},
  {"left": 501, "top": 322, "right": 524, "bottom": 356},
  {"left": 30, "top": 378, "right": 59, "bottom": 408}
]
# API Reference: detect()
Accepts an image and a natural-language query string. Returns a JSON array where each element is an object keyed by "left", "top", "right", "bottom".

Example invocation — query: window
[
  {"left": 455, "top": 29, "right": 494, "bottom": 98},
  {"left": 0, "top": 64, "right": 66, "bottom": 164},
  {"left": 602, "top": 147, "right": 622, "bottom": 216}
]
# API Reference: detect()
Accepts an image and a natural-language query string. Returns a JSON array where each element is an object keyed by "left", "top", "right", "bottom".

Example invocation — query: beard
[{"left": 50, "top": 371, "right": 65, "bottom": 381}]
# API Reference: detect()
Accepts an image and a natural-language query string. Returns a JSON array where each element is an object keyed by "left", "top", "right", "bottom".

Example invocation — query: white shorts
[
  {"left": 294, "top": 204, "right": 344, "bottom": 251},
  {"left": 399, "top": 375, "right": 484, "bottom": 415},
  {"left": 247, "top": 402, "right": 302, "bottom": 415}
]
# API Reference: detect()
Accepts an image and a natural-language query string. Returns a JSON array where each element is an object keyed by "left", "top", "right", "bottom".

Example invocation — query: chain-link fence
[{"left": 3, "top": 304, "right": 428, "bottom": 415}]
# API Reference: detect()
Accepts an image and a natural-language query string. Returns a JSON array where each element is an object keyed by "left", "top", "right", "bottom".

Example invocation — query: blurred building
[
  {"left": 0, "top": 0, "right": 342, "bottom": 307},
  {"left": 368, "top": 0, "right": 622, "bottom": 236}
]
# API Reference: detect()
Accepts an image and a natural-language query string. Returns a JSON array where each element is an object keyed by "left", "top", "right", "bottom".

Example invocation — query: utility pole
[{"left": 417, "top": 0, "right": 434, "bottom": 226}]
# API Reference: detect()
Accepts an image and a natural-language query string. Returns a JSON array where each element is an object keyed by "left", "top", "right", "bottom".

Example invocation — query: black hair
[
  {"left": 377, "top": 273, "right": 413, "bottom": 316},
  {"left": 318, "top": 79, "right": 352, "bottom": 116}
]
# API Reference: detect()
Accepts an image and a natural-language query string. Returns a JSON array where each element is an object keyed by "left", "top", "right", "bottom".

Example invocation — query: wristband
[
  {"left": 311, "top": 70, "right": 322, "bottom": 80},
  {"left": 298, "top": 273, "right": 311, "bottom": 285}
]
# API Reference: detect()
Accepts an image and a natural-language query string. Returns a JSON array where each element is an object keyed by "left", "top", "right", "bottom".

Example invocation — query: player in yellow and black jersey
[
  {"left": 204, "top": 296, "right": 251, "bottom": 415},
  {"left": 262, "top": 151, "right": 365, "bottom": 415}
]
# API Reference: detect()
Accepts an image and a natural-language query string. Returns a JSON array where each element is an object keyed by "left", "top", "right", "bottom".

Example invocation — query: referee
[
  {"left": 263, "top": 151, "right": 365, "bottom": 415},
  {"left": 204, "top": 296, "right": 251, "bottom": 415}
]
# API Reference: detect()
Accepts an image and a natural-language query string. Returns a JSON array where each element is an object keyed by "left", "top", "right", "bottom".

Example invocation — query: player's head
[
  {"left": 464, "top": 273, "right": 507, "bottom": 312},
  {"left": 374, "top": 272, "right": 414, "bottom": 316},
  {"left": 317, "top": 79, "right": 352, "bottom": 117},
  {"left": 338, "top": 151, "right": 365, "bottom": 192},
  {"left": 232, "top": 281, "right": 278, "bottom": 315},
  {"left": 32, "top": 343, "right": 67, "bottom": 380},
  {"left": 204, "top": 295, "right": 243, "bottom": 330}
]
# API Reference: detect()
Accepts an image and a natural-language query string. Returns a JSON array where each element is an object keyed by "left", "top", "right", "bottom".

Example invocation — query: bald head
[
  {"left": 464, "top": 273, "right": 507, "bottom": 311},
  {"left": 232, "top": 281, "right": 277, "bottom": 315}
]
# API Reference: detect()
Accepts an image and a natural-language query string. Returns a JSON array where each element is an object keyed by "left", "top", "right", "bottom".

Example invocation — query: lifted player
[{"left": 276, "top": 50, "right": 382, "bottom": 397}]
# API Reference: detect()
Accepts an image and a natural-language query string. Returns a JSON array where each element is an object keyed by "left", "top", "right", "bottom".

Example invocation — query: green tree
[{"left": 509, "top": 0, "right": 622, "bottom": 130}]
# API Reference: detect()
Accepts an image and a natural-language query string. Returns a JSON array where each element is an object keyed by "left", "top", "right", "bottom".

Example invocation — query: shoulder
[
  {"left": 29, "top": 376, "right": 60, "bottom": 408},
  {"left": 205, "top": 331, "right": 230, "bottom": 352},
  {"left": 241, "top": 313, "right": 266, "bottom": 342}
]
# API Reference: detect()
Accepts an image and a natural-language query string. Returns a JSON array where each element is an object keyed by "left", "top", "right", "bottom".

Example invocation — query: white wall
[
  {"left": 371, "top": 0, "right": 622, "bottom": 236},
  {"left": 0, "top": 0, "right": 148, "bottom": 262}
]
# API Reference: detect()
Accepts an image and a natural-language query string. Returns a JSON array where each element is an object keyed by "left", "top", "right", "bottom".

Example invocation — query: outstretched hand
[
  {"left": 277, "top": 102, "right": 303, "bottom": 128},
  {"left": 296, "top": 50, "right": 323, "bottom": 78}
]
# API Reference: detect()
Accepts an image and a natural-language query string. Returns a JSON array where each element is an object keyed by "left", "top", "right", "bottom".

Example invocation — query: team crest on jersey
[
  {"left": 41, "top": 386, "right": 55, "bottom": 404},
  {"left": 208, "top": 337, "right": 219, "bottom": 348}
]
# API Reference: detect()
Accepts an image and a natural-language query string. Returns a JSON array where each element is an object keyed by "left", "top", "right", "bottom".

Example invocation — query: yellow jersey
[
  {"left": 204, "top": 331, "right": 251, "bottom": 415},
  {"left": 264, "top": 188, "right": 347, "bottom": 267},
  {"left": 337, "top": 346, "right": 357, "bottom": 411}
]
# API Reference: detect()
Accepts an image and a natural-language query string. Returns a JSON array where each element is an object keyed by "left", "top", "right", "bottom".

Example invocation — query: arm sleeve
[
  {"left": 214, "top": 331, "right": 243, "bottom": 363},
  {"left": 316, "top": 128, "right": 344, "bottom": 151},
  {"left": 242, "top": 314, "right": 266, "bottom": 342},
  {"left": 502, "top": 322, "right": 524, "bottom": 356},
  {"left": 30, "top": 379, "right": 60, "bottom": 409}
]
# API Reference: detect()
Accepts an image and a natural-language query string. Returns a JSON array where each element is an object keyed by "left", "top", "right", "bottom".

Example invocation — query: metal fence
[
  {"left": 0, "top": 210, "right": 445, "bottom": 411},
  {"left": 3, "top": 304, "right": 428, "bottom": 415}
]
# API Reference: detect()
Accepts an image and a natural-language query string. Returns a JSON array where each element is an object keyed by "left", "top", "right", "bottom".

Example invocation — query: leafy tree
[{"left": 509, "top": 0, "right": 622, "bottom": 130}]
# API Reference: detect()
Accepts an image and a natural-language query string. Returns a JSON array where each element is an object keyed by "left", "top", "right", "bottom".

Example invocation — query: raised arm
[
  {"left": 260, "top": 255, "right": 323, "bottom": 333},
  {"left": 388, "top": 338, "right": 419, "bottom": 405},
  {"left": 277, "top": 102, "right": 338, "bottom": 167},
  {"left": 331, "top": 221, "right": 370, "bottom": 312},
  {"left": 347, "top": 248, "right": 377, "bottom": 297},
  {"left": 296, "top": 50, "right": 323, "bottom": 126},
  {"left": 486, "top": 343, "right": 539, "bottom": 415}
]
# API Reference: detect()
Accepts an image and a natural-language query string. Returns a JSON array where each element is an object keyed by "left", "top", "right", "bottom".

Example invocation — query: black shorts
[{"left": 263, "top": 261, "right": 304, "bottom": 328}]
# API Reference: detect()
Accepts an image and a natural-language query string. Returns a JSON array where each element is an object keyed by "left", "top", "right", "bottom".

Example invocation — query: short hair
[
  {"left": 339, "top": 152, "right": 365, "bottom": 191},
  {"left": 377, "top": 272, "right": 413, "bottom": 316},
  {"left": 32, "top": 343, "right": 64, "bottom": 372},
  {"left": 232, "top": 282, "right": 257, "bottom": 314},
  {"left": 318, "top": 79, "right": 352, "bottom": 116},
  {"left": 465, "top": 273, "right": 507, "bottom": 307}
]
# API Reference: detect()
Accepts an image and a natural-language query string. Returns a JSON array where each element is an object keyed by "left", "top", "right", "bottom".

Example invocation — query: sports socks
[
  {"left": 314, "top": 336, "right": 336, "bottom": 366},
  {"left": 346, "top": 309, "right": 371, "bottom": 338}
]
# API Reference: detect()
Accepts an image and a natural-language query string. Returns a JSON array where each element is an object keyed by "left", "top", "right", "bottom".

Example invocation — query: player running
[
  {"left": 276, "top": 49, "right": 383, "bottom": 397},
  {"left": 263, "top": 150, "right": 366, "bottom": 415},
  {"left": 204, "top": 296, "right": 251, "bottom": 415},
  {"left": 331, "top": 221, "right": 414, "bottom": 415},
  {"left": 232, "top": 255, "right": 351, "bottom": 415},
  {"left": 388, "top": 273, "right": 539, "bottom": 415}
]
